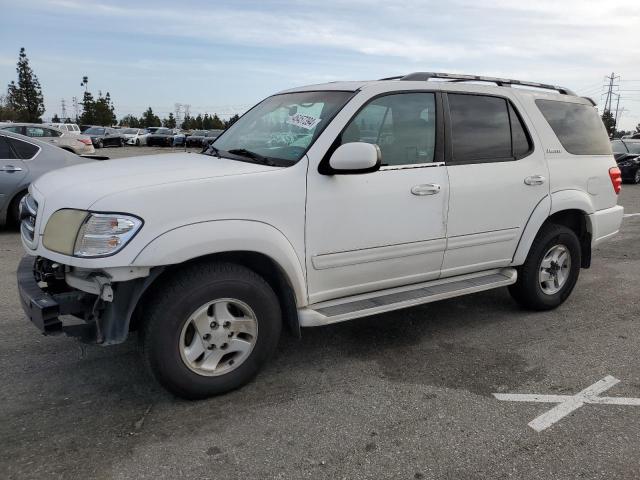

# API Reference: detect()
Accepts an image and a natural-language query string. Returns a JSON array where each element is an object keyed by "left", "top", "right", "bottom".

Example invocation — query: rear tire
[
  {"left": 96, "top": 139, "right": 103, "bottom": 149},
  {"left": 140, "top": 261, "right": 282, "bottom": 399},
  {"left": 508, "top": 223, "right": 581, "bottom": 311},
  {"left": 634, "top": 169, "right": 640, "bottom": 185}
]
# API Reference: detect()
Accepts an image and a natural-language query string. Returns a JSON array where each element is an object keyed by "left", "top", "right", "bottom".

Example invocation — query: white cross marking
[{"left": 493, "top": 376, "right": 640, "bottom": 432}]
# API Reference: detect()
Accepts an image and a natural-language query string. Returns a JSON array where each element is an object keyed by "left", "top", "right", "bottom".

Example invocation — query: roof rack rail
[{"left": 386, "top": 72, "right": 575, "bottom": 96}]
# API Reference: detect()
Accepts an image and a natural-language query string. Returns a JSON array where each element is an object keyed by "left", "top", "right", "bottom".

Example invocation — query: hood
[{"left": 32, "top": 152, "right": 277, "bottom": 209}]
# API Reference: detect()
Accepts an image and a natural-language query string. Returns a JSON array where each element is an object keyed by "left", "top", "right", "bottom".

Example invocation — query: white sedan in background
[{"left": 121, "top": 128, "right": 147, "bottom": 146}]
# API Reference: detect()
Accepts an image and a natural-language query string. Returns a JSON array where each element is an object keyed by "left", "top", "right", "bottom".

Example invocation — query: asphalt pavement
[{"left": 1, "top": 169, "right": 639, "bottom": 479}]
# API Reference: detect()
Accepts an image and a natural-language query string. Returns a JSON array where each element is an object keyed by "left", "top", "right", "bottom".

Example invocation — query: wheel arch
[
  {"left": 129, "top": 250, "right": 301, "bottom": 338},
  {"left": 127, "top": 220, "right": 306, "bottom": 338},
  {"left": 512, "top": 191, "right": 594, "bottom": 268}
]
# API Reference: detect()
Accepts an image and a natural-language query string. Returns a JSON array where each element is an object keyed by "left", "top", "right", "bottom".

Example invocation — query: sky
[{"left": 1, "top": 0, "right": 639, "bottom": 130}]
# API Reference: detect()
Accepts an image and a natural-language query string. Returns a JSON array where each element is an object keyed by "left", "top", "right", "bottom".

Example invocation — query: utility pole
[
  {"left": 72, "top": 96, "right": 79, "bottom": 121},
  {"left": 60, "top": 98, "right": 67, "bottom": 121},
  {"left": 603, "top": 72, "right": 619, "bottom": 113},
  {"left": 613, "top": 93, "right": 621, "bottom": 137}
]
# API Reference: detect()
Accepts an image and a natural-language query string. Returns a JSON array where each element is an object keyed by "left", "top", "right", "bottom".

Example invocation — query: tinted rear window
[
  {"left": 535, "top": 99, "right": 611, "bottom": 155},
  {"left": 0, "top": 136, "right": 17, "bottom": 159},
  {"left": 6, "top": 137, "right": 39, "bottom": 159}
]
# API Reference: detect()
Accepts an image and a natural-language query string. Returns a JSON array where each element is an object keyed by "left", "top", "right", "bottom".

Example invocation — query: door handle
[
  {"left": 0, "top": 165, "right": 23, "bottom": 173},
  {"left": 524, "top": 175, "right": 545, "bottom": 186},
  {"left": 411, "top": 183, "right": 441, "bottom": 195}
]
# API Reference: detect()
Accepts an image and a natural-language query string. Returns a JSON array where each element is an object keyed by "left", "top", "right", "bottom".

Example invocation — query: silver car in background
[
  {"left": 121, "top": 128, "right": 146, "bottom": 146},
  {"left": 0, "top": 129, "right": 93, "bottom": 226},
  {"left": 0, "top": 123, "right": 95, "bottom": 155}
]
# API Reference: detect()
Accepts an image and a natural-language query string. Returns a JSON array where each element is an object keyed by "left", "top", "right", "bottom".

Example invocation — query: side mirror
[{"left": 327, "top": 142, "right": 381, "bottom": 174}]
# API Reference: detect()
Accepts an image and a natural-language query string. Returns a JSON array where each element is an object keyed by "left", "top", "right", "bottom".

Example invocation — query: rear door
[
  {"left": 0, "top": 135, "right": 29, "bottom": 211},
  {"left": 441, "top": 92, "right": 549, "bottom": 277}
]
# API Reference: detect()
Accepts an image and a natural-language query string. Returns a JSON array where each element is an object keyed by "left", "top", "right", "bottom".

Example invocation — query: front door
[
  {"left": 305, "top": 91, "right": 449, "bottom": 304},
  {"left": 441, "top": 92, "right": 550, "bottom": 277}
]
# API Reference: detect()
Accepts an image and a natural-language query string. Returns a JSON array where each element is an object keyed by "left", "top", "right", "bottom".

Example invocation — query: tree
[
  {"left": 0, "top": 94, "right": 18, "bottom": 121},
  {"left": 211, "top": 114, "right": 225, "bottom": 130},
  {"left": 93, "top": 91, "right": 116, "bottom": 126},
  {"left": 6, "top": 48, "right": 45, "bottom": 122},
  {"left": 163, "top": 112, "right": 176, "bottom": 128},
  {"left": 141, "top": 107, "right": 161, "bottom": 127},
  {"left": 181, "top": 114, "right": 193, "bottom": 130},
  {"left": 51, "top": 113, "right": 61, "bottom": 123},
  {"left": 202, "top": 113, "right": 213, "bottom": 130},
  {"left": 635, "top": 123, "right": 640, "bottom": 134},
  {"left": 119, "top": 114, "right": 140, "bottom": 128},
  {"left": 194, "top": 114, "right": 203, "bottom": 130},
  {"left": 79, "top": 90, "right": 96, "bottom": 125},
  {"left": 225, "top": 114, "right": 240, "bottom": 129},
  {"left": 601, "top": 110, "right": 616, "bottom": 137}
]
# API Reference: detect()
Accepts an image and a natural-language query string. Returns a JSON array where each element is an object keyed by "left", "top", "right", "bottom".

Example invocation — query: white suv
[{"left": 17, "top": 72, "right": 624, "bottom": 399}]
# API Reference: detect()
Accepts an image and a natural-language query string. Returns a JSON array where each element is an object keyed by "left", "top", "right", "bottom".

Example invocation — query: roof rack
[{"left": 382, "top": 72, "right": 576, "bottom": 96}]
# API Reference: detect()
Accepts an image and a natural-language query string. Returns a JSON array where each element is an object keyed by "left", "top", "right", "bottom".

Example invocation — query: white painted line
[
  {"left": 493, "top": 376, "right": 640, "bottom": 432},
  {"left": 624, "top": 213, "right": 640, "bottom": 218}
]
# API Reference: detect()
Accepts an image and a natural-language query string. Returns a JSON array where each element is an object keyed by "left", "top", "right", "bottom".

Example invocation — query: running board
[{"left": 298, "top": 268, "right": 517, "bottom": 327}]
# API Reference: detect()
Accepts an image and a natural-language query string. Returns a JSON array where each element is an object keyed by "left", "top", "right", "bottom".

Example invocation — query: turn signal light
[{"left": 608, "top": 167, "right": 622, "bottom": 194}]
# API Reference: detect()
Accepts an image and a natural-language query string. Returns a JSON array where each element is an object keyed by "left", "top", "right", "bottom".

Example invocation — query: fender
[
  {"left": 512, "top": 190, "right": 595, "bottom": 266},
  {"left": 132, "top": 220, "right": 308, "bottom": 306}
]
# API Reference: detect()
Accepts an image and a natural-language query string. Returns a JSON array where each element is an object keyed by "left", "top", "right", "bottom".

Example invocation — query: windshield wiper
[{"left": 227, "top": 148, "right": 278, "bottom": 167}]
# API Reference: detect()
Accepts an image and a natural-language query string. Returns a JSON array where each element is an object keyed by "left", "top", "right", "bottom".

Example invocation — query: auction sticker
[{"left": 287, "top": 113, "right": 321, "bottom": 130}]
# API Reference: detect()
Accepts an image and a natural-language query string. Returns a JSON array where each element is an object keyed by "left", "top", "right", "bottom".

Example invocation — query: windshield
[
  {"left": 210, "top": 90, "right": 353, "bottom": 164},
  {"left": 155, "top": 128, "right": 172, "bottom": 135},
  {"left": 85, "top": 127, "right": 105, "bottom": 135},
  {"left": 122, "top": 128, "right": 138, "bottom": 134},
  {"left": 625, "top": 142, "right": 640, "bottom": 154}
]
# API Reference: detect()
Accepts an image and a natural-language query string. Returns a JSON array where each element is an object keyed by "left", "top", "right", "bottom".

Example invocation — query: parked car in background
[
  {"left": 84, "top": 127, "right": 125, "bottom": 148},
  {"left": 1, "top": 123, "right": 95, "bottom": 155},
  {"left": 172, "top": 130, "right": 188, "bottom": 147},
  {"left": 121, "top": 128, "right": 147, "bottom": 146},
  {"left": 48, "top": 123, "right": 82, "bottom": 135},
  {"left": 0, "top": 129, "right": 93, "bottom": 226},
  {"left": 146, "top": 127, "right": 175, "bottom": 147},
  {"left": 200, "top": 129, "right": 225, "bottom": 149},
  {"left": 185, "top": 130, "right": 209, "bottom": 148},
  {"left": 611, "top": 139, "right": 640, "bottom": 184}
]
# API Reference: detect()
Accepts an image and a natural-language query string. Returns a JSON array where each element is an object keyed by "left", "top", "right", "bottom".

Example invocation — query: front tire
[
  {"left": 140, "top": 262, "right": 282, "bottom": 399},
  {"left": 634, "top": 169, "right": 640, "bottom": 185},
  {"left": 509, "top": 223, "right": 581, "bottom": 311}
]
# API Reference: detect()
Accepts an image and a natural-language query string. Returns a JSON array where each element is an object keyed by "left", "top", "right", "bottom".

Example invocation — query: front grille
[{"left": 20, "top": 194, "right": 38, "bottom": 245}]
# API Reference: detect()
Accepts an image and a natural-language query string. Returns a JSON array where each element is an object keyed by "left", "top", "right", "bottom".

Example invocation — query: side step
[{"left": 298, "top": 268, "right": 517, "bottom": 327}]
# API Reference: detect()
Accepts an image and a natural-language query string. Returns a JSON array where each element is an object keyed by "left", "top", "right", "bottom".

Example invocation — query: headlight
[{"left": 43, "top": 210, "right": 142, "bottom": 257}]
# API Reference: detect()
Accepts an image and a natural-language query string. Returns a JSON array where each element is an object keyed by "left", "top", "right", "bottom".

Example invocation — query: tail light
[
  {"left": 609, "top": 166, "right": 622, "bottom": 194},
  {"left": 78, "top": 138, "right": 92, "bottom": 145}
]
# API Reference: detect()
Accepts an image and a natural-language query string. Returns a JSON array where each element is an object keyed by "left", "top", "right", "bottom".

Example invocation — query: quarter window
[
  {"left": 448, "top": 94, "right": 531, "bottom": 163},
  {"left": 6, "top": 137, "right": 38, "bottom": 159},
  {"left": 535, "top": 99, "right": 611, "bottom": 155},
  {"left": 0, "top": 136, "right": 17, "bottom": 159},
  {"left": 340, "top": 93, "right": 437, "bottom": 167}
]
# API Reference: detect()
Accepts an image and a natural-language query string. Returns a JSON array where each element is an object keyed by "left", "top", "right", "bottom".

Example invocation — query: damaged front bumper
[{"left": 17, "top": 256, "right": 161, "bottom": 345}]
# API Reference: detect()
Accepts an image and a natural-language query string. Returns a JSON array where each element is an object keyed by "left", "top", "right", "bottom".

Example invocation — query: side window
[
  {"left": 3, "top": 126, "right": 23, "bottom": 135},
  {"left": 611, "top": 140, "right": 627, "bottom": 154},
  {"left": 509, "top": 103, "right": 532, "bottom": 158},
  {"left": 448, "top": 94, "right": 513, "bottom": 162},
  {"left": 26, "top": 126, "right": 46, "bottom": 137},
  {"left": 535, "top": 99, "right": 611, "bottom": 155},
  {"left": 0, "top": 136, "right": 17, "bottom": 159},
  {"left": 50, "top": 129, "right": 62, "bottom": 137},
  {"left": 340, "top": 93, "right": 436, "bottom": 166},
  {"left": 6, "top": 137, "right": 39, "bottom": 159}
]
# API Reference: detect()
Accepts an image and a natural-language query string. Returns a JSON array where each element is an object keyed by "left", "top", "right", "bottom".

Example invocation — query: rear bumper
[{"left": 589, "top": 205, "right": 624, "bottom": 246}]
